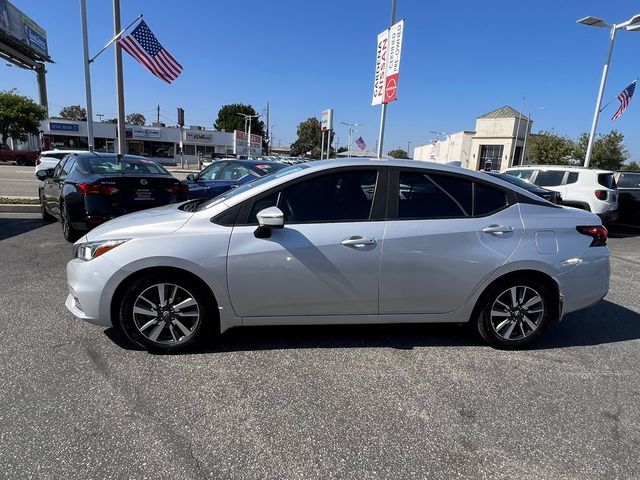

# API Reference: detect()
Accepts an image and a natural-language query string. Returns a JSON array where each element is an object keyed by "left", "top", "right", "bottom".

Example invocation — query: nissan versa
[{"left": 65, "top": 159, "right": 610, "bottom": 352}]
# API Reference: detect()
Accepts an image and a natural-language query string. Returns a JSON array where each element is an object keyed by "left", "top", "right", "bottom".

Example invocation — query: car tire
[
  {"left": 60, "top": 202, "right": 81, "bottom": 242},
  {"left": 39, "top": 193, "right": 55, "bottom": 221},
  {"left": 15, "top": 156, "right": 26, "bottom": 166},
  {"left": 476, "top": 277, "right": 554, "bottom": 349},
  {"left": 119, "top": 274, "right": 213, "bottom": 353}
]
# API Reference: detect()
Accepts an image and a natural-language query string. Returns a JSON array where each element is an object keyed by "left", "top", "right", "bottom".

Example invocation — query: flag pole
[
  {"left": 113, "top": 0, "right": 126, "bottom": 155},
  {"left": 80, "top": 0, "right": 94, "bottom": 152},
  {"left": 89, "top": 14, "right": 142, "bottom": 64},
  {"left": 376, "top": 0, "right": 397, "bottom": 159}
]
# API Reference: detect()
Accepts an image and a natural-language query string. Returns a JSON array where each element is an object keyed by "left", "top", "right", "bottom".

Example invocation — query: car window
[
  {"left": 63, "top": 157, "right": 77, "bottom": 175},
  {"left": 597, "top": 173, "right": 616, "bottom": 189},
  {"left": 566, "top": 172, "right": 579, "bottom": 184},
  {"left": 617, "top": 172, "right": 640, "bottom": 188},
  {"left": 220, "top": 164, "right": 251, "bottom": 181},
  {"left": 507, "top": 169, "right": 534, "bottom": 181},
  {"left": 534, "top": 170, "right": 565, "bottom": 187},
  {"left": 430, "top": 174, "right": 473, "bottom": 215},
  {"left": 197, "top": 162, "right": 226, "bottom": 181},
  {"left": 275, "top": 170, "right": 377, "bottom": 223},
  {"left": 397, "top": 171, "right": 467, "bottom": 219},
  {"left": 53, "top": 156, "right": 69, "bottom": 177},
  {"left": 474, "top": 183, "right": 508, "bottom": 216}
]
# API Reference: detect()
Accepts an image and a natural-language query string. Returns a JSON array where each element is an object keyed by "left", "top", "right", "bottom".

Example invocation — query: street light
[
  {"left": 521, "top": 106, "right": 546, "bottom": 165},
  {"left": 340, "top": 121, "right": 360, "bottom": 157},
  {"left": 578, "top": 13, "right": 640, "bottom": 167}
]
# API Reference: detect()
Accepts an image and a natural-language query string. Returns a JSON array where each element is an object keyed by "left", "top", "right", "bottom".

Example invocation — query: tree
[
  {"left": 336, "top": 146, "right": 348, "bottom": 154},
  {"left": 214, "top": 103, "right": 265, "bottom": 137},
  {"left": 0, "top": 90, "right": 47, "bottom": 145},
  {"left": 289, "top": 117, "right": 333, "bottom": 158},
  {"left": 388, "top": 148, "right": 409, "bottom": 159},
  {"left": 126, "top": 113, "right": 146, "bottom": 125},
  {"left": 59, "top": 105, "right": 87, "bottom": 121},
  {"left": 573, "top": 130, "right": 629, "bottom": 170},
  {"left": 621, "top": 161, "right": 640, "bottom": 171},
  {"left": 526, "top": 131, "right": 574, "bottom": 165}
]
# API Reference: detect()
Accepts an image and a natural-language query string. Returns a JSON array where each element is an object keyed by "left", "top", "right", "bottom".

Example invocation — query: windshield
[{"left": 196, "top": 163, "right": 310, "bottom": 211}]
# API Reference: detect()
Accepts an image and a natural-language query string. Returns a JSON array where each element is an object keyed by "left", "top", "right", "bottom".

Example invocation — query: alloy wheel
[
  {"left": 132, "top": 283, "right": 201, "bottom": 345},
  {"left": 489, "top": 286, "right": 545, "bottom": 341}
]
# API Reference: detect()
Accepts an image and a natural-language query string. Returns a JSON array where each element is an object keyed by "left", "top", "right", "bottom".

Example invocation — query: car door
[
  {"left": 44, "top": 155, "right": 70, "bottom": 216},
  {"left": 379, "top": 169, "right": 524, "bottom": 314},
  {"left": 227, "top": 168, "right": 386, "bottom": 318},
  {"left": 189, "top": 161, "right": 227, "bottom": 198}
]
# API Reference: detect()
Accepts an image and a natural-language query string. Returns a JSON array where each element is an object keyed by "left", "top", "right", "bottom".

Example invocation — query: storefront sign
[
  {"left": 132, "top": 127, "right": 161, "bottom": 139},
  {"left": 185, "top": 132, "right": 212, "bottom": 142},
  {"left": 49, "top": 122, "right": 79, "bottom": 132}
]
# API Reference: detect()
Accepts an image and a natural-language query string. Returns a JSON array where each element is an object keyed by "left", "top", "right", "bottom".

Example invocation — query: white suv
[{"left": 504, "top": 166, "right": 618, "bottom": 222}]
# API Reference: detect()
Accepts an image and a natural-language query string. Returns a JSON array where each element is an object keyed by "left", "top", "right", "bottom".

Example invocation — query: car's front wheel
[
  {"left": 476, "top": 278, "right": 554, "bottom": 349},
  {"left": 119, "top": 274, "right": 213, "bottom": 352}
]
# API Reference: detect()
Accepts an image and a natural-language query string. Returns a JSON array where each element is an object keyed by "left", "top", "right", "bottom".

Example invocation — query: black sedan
[
  {"left": 613, "top": 170, "right": 640, "bottom": 227},
  {"left": 487, "top": 172, "right": 562, "bottom": 204},
  {"left": 37, "top": 152, "right": 188, "bottom": 242},
  {"left": 183, "top": 160, "right": 287, "bottom": 199}
]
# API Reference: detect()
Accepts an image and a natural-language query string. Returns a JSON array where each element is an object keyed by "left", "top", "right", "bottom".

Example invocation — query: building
[
  {"left": 39, "top": 119, "right": 239, "bottom": 166},
  {"left": 412, "top": 106, "right": 533, "bottom": 171}
]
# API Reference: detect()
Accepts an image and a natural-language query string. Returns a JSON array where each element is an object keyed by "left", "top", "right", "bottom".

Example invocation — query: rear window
[
  {"left": 597, "top": 173, "right": 616, "bottom": 189},
  {"left": 85, "top": 156, "right": 168, "bottom": 175},
  {"left": 566, "top": 172, "right": 579, "bottom": 184},
  {"left": 617, "top": 172, "right": 640, "bottom": 189},
  {"left": 507, "top": 169, "right": 534, "bottom": 181},
  {"left": 474, "top": 183, "right": 508, "bottom": 216},
  {"left": 534, "top": 170, "right": 565, "bottom": 187}
]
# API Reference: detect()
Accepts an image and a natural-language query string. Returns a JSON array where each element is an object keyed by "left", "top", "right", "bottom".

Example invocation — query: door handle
[
  {"left": 482, "top": 225, "right": 513, "bottom": 235},
  {"left": 341, "top": 236, "right": 377, "bottom": 247}
]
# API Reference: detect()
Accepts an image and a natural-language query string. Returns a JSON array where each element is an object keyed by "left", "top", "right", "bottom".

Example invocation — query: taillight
[
  {"left": 595, "top": 190, "right": 607, "bottom": 200},
  {"left": 169, "top": 183, "right": 189, "bottom": 194},
  {"left": 576, "top": 225, "right": 608, "bottom": 247},
  {"left": 36, "top": 158, "right": 41, "bottom": 166},
  {"left": 77, "top": 183, "right": 119, "bottom": 195}
]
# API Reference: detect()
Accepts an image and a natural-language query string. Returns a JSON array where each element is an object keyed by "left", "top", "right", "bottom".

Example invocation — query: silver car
[{"left": 65, "top": 159, "right": 610, "bottom": 352}]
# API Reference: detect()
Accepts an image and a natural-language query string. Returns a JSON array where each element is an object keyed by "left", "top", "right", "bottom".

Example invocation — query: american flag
[
  {"left": 355, "top": 136, "right": 367, "bottom": 150},
  {"left": 612, "top": 80, "right": 636, "bottom": 121},
  {"left": 118, "top": 20, "right": 183, "bottom": 84}
]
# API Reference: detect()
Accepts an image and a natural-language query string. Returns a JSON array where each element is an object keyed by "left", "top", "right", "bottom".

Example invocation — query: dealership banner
[
  {"left": 371, "top": 19, "right": 404, "bottom": 106},
  {"left": 371, "top": 29, "right": 389, "bottom": 106},
  {"left": 384, "top": 20, "right": 404, "bottom": 103}
]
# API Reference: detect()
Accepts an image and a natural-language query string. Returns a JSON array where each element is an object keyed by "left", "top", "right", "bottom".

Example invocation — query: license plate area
[{"left": 134, "top": 188, "right": 155, "bottom": 201}]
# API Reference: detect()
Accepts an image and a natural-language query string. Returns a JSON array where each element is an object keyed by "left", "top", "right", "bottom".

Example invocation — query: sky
[{"left": 2, "top": 0, "right": 640, "bottom": 160}]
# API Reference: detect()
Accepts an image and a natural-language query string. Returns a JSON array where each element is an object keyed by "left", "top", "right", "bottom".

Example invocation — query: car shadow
[
  {"left": 608, "top": 226, "right": 640, "bottom": 238},
  {"left": 104, "top": 299, "right": 640, "bottom": 354},
  {"left": 0, "top": 216, "right": 50, "bottom": 241}
]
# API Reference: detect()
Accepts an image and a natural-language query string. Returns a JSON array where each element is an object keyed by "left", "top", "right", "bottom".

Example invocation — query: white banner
[
  {"left": 371, "top": 29, "right": 389, "bottom": 106},
  {"left": 321, "top": 108, "right": 333, "bottom": 131},
  {"left": 384, "top": 20, "right": 404, "bottom": 103}
]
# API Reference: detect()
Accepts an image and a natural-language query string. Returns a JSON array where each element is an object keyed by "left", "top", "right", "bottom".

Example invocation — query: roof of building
[{"left": 477, "top": 105, "right": 525, "bottom": 120}]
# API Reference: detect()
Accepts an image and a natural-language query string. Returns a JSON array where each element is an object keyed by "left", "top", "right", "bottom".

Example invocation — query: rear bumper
[
  {"left": 598, "top": 209, "right": 619, "bottom": 223},
  {"left": 555, "top": 247, "right": 610, "bottom": 314}
]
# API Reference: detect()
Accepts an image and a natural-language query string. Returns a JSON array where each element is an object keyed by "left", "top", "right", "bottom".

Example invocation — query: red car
[{"left": 0, "top": 143, "right": 39, "bottom": 166}]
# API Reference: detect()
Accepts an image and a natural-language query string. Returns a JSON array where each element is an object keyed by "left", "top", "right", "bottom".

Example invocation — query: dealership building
[
  {"left": 413, "top": 106, "right": 533, "bottom": 171},
  {"left": 37, "top": 119, "right": 262, "bottom": 166}
]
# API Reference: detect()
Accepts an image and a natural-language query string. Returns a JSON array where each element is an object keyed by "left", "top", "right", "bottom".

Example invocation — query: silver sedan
[{"left": 65, "top": 158, "right": 610, "bottom": 352}]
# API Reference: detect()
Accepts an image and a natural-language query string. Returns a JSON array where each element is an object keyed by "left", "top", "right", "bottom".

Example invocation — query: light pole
[
  {"left": 270, "top": 124, "right": 277, "bottom": 155},
  {"left": 340, "top": 121, "right": 360, "bottom": 158},
  {"left": 407, "top": 140, "right": 412, "bottom": 158},
  {"left": 237, "top": 113, "right": 259, "bottom": 157},
  {"left": 521, "top": 106, "right": 546, "bottom": 165},
  {"left": 578, "top": 14, "right": 640, "bottom": 168}
]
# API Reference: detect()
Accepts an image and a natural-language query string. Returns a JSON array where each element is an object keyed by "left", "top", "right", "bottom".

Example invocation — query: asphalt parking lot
[{"left": 1, "top": 214, "right": 639, "bottom": 480}]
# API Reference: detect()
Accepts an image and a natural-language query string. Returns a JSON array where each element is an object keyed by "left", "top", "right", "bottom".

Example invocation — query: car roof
[
  {"left": 505, "top": 165, "right": 613, "bottom": 174},
  {"left": 40, "top": 149, "right": 87, "bottom": 155}
]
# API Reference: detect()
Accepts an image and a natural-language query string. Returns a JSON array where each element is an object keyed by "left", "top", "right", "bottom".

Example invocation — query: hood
[{"left": 85, "top": 203, "right": 193, "bottom": 241}]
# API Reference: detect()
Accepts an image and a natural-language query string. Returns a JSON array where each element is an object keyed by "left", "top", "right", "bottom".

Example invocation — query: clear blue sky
[{"left": 2, "top": 0, "right": 640, "bottom": 160}]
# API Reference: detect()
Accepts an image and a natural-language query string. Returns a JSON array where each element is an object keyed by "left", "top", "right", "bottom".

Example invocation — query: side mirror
[
  {"left": 255, "top": 206, "right": 284, "bottom": 238},
  {"left": 186, "top": 173, "right": 196, "bottom": 181},
  {"left": 36, "top": 169, "right": 50, "bottom": 180}
]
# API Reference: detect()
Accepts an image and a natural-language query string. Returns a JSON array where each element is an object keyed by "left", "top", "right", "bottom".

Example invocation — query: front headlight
[{"left": 75, "top": 239, "right": 130, "bottom": 261}]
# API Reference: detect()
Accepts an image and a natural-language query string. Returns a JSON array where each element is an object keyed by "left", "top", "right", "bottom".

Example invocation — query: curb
[{"left": 0, "top": 204, "right": 41, "bottom": 213}]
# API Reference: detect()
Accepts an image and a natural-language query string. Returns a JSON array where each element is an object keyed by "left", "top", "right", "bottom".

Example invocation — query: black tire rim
[
  {"left": 489, "top": 286, "right": 545, "bottom": 341},
  {"left": 132, "top": 283, "right": 201, "bottom": 345}
]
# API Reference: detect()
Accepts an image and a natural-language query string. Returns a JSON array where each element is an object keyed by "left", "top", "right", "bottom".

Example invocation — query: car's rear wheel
[
  {"left": 60, "top": 202, "right": 81, "bottom": 242},
  {"left": 119, "top": 274, "right": 212, "bottom": 352},
  {"left": 476, "top": 278, "right": 553, "bottom": 349},
  {"left": 39, "top": 193, "right": 55, "bottom": 221},
  {"left": 15, "top": 156, "right": 26, "bottom": 166}
]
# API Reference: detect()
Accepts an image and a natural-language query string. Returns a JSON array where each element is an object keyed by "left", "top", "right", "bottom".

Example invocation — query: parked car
[
  {"left": 37, "top": 152, "right": 188, "bottom": 242},
  {"left": 0, "top": 143, "right": 39, "bottom": 166},
  {"left": 66, "top": 158, "right": 609, "bottom": 353},
  {"left": 183, "top": 159, "right": 287, "bottom": 199},
  {"left": 504, "top": 166, "right": 618, "bottom": 222},
  {"left": 35, "top": 149, "right": 86, "bottom": 173},
  {"left": 613, "top": 170, "right": 640, "bottom": 227},
  {"left": 486, "top": 172, "right": 562, "bottom": 204}
]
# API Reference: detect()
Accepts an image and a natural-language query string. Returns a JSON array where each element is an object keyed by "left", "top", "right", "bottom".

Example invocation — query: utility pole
[
  {"left": 407, "top": 140, "right": 412, "bottom": 157},
  {"left": 113, "top": 0, "right": 126, "bottom": 155},
  {"left": 80, "top": 0, "right": 94, "bottom": 152},
  {"left": 156, "top": 104, "right": 160, "bottom": 124},
  {"left": 265, "top": 101, "right": 270, "bottom": 155}
]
